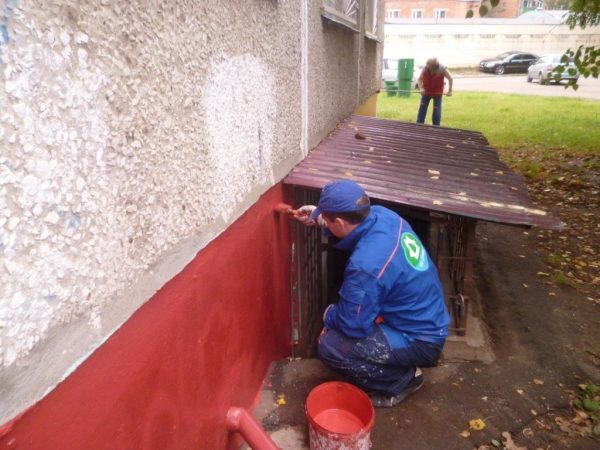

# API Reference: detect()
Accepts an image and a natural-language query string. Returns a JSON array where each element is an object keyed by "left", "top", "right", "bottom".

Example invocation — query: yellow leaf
[
  {"left": 363, "top": 160, "right": 372, "bottom": 164},
  {"left": 345, "top": 171, "right": 353, "bottom": 177},
  {"left": 533, "top": 378, "right": 544, "bottom": 385},
  {"left": 469, "top": 418, "right": 486, "bottom": 430},
  {"left": 277, "top": 394, "right": 286, "bottom": 406}
]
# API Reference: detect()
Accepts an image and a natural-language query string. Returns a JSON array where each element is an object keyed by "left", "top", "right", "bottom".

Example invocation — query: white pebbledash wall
[{"left": 0, "top": 0, "right": 383, "bottom": 423}]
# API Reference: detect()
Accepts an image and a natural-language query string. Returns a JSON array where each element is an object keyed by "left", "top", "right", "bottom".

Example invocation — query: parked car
[
  {"left": 479, "top": 52, "right": 538, "bottom": 75},
  {"left": 527, "top": 54, "right": 580, "bottom": 84}
]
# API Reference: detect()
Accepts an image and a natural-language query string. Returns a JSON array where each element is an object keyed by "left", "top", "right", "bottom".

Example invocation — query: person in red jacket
[{"left": 416, "top": 58, "right": 453, "bottom": 126}]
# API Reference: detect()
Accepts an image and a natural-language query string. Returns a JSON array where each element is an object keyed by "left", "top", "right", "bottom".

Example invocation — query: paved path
[{"left": 454, "top": 73, "right": 600, "bottom": 100}]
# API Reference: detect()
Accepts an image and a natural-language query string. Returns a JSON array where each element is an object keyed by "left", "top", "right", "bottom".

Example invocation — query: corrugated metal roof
[{"left": 284, "top": 115, "right": 563, "bottom": 230}]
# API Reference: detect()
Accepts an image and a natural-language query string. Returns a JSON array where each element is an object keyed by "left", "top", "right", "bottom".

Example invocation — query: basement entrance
[{"left": 284, "top": 115, "right": 562, "bottom": 357}]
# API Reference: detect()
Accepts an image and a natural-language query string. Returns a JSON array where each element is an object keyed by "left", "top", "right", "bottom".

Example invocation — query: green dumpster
[
  {"left": 398, "top": 58, "right": 415, "bottom": 81},
  {"left": 397, "top": 79, "right": 412, "bottom": 98},
  {"left": 384, "top": 80, "right": 397, "bottom": 96}
]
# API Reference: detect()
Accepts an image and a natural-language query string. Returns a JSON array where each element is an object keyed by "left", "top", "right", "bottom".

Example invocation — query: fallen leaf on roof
[
  {"left": 446, "top": 144, "right": 455, "bottom": 149},
  {"left": 363, "top": 160, "right": 372, "bottom": 164},
  {"left": 533, "top": 378, "right": 544, "bottom": 385},
  {"left": 308, "top": 167, "right": 319, "bottom": 172},
  {"left": 517, "top": 389, "right": 524, "bottom": 395},
  {"left": 368, "top": 146, "right": 375, "bottom": 152},
  {"left": 277, "top": 394, "right": 286, "bottom": 406},
  {"left": 355, "top": 132, "right": 366, "bottom": 140},
  {"left": 433, "top": 200, "right": 443, "bottom": 205},
  {"left": 496, "top": 170, "right": 504, "bottom": 175},
  {"left": 522, "top": 283, "right": 528, "bottom": 288},
  {"left": 428, "top": 169, "right": 440, "bottom": 175},
  {"left": 460, "top": 430, "right": 470, "bottom": 438},
  {"left": 430, "top": 176, "right": 439, "bottom": 180},
  {"left": 345, "top": 171, "right": 353, "bottom": 177},
  {"left": 470, "top": 172, "right": 479, "bottom": 177},
  {"left": 469, "top": 418, "right": 486, "bottom": 430},
  {"left": 537, "top": 272, "right": 549, "bottom": 276}
]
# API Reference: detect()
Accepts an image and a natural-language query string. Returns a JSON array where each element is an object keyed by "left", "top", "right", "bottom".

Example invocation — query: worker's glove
[{"left": 295, "top": 205, "right": 325, "bottom": 227}]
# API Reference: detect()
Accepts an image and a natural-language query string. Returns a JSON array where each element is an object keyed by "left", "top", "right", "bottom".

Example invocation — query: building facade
[
  {"left": 0, "top": 1, "right": 383, "bottom": 448},
  {"left": 384, "top": 0, "right": 546, "bottom": 20}
]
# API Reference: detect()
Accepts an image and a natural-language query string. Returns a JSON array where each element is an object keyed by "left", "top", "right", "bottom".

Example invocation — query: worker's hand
[
  {"left": 420, "top": 89, "right": 426, "bottom": 95},
  {"left": 446, "top": 91, "right": 453, "bottom": 97},
  {"left": 295, "top": 205, "right": 325, "bottom": 227}
]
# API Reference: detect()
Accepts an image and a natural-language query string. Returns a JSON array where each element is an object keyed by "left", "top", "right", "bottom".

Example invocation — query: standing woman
[{"left": 416, "top": 58, "right": 453, "bottom": 126}]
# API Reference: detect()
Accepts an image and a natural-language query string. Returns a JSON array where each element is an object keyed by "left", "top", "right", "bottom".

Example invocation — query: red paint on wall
[{"left": 0, "top": 183, "right": 293, "bottom": 450}]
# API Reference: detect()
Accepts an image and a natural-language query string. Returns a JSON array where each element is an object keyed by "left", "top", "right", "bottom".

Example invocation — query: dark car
[{"left": 479, "top": 52, "right": 538, "bottom": 75}]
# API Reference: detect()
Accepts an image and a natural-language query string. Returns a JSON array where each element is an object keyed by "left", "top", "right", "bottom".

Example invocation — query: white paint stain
[{"left": 202, "top": 54, "right": 276, "bottom": 222}]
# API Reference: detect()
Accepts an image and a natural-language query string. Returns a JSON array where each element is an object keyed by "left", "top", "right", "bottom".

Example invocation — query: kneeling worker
[{"left": 296, "top": 180, "right": 450, "bottom": 407}]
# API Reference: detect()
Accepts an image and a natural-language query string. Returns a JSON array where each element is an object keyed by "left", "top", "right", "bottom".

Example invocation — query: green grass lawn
[{"left": 377, "top": 92, "right": 600, "bottom": 159}]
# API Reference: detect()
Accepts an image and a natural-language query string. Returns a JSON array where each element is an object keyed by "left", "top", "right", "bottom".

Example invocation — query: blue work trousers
[
  {"left": 318, "top": 326, "right": 444, "bottom": 397},
  {"left": 416, "top": 94, "right": 443, "bottom": 126}
]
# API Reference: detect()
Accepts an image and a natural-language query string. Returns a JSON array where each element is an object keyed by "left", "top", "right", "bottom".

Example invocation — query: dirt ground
[{"left": 258, "top": 153, "right": 600, "bottom": 449}]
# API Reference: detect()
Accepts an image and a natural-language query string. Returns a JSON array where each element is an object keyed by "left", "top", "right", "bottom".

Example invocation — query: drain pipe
[{"left": 226, "top": 407, "right": 279, "bottom": 450}]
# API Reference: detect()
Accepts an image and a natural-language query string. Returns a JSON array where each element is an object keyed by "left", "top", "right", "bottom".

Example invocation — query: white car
[{"left": 527, "top": 54, "right": 580, "bottom": 85}]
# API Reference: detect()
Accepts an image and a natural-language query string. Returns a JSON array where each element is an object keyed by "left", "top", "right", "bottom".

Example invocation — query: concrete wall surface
[
  {"left": 384, "top": 20, "right": 600, "bottom": 68},
  {"left": 0, "top": 0, "right": 383, "bottom": 430}
]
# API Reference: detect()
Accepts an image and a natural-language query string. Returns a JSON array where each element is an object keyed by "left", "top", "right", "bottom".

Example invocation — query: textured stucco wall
[
  {"left": 0, "top": 0, "right": 382, "bottom": 424},
  {"left": 307, "top": 0, "right": 383, "bottom": 150}
]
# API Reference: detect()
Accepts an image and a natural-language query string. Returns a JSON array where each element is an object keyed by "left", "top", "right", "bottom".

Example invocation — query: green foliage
[
  {"left": 551, "top": 271, "right": 578, "bottom": 287},
  {"left": 479, "top": 4, "right": 489, "bottom": 16},
  {"left": 490, "top": 0, "right": 500, "bottom": 7},
  {"left": 465, "top": 9, "right": 474, "bottom": 18}
]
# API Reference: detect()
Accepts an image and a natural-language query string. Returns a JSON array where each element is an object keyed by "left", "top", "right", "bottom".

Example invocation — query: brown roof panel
[{"left": 284, "top": 115, "right": 562, "bottom": 230}]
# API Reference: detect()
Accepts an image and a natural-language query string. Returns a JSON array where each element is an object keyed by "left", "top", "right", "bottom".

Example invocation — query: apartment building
[{"left": 384, "top": 0, "right": 545, "bottom": 20}]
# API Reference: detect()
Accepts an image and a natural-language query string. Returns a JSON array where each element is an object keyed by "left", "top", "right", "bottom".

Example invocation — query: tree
[{"left": 563, "top": 0, "right": 600, "bottom": 85}]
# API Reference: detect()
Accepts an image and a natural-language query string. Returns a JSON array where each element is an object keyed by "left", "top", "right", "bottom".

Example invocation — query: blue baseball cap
[{"left": 311, "top": 180, "right": 370, "bottom": 219}]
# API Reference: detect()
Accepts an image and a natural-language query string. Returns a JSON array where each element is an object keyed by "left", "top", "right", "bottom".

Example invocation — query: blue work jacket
[{"left": 323, "top": 206, "right": 450, "bottom": 347}]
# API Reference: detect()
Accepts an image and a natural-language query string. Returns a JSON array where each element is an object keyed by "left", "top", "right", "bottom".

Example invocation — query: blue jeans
[
  {"left": 318, "top": 326, "right": 444, "bottom": 396},
  {"left": 416, "top": 95, "right": 442, "bottom": 126}
]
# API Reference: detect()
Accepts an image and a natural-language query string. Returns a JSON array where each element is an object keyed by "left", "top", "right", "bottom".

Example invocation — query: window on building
[
  {"left": 365, "top": 0, "right": 379, "bottom": 39},
  {"left": 411, "top": 9, "right": 424, "bottom": 19},
  {"left": 322, "top": 0, "right": 360, "bottom": 31},
  {"left": 387, "top": 9, "right": 401, "bottom": 19},
  {"left": 522, "top": 0, "right": 544, "bottom": 9},
  {"left": 434, "top": 9, "right": 448, "bottom": 20}
]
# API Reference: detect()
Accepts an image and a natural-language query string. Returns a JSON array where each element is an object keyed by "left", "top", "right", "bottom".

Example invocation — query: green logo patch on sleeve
[{"left": 401, "top": 231, "right": 429, "bottom": 271}]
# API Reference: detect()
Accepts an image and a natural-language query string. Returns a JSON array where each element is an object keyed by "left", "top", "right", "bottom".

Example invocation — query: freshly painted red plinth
[{"left": 0, "top": 183, "right": 292, "bottom": 450}]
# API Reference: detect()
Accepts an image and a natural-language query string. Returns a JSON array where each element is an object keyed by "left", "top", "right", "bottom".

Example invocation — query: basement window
[{"left": 321, "top": 0, "right": 359, "bottom": 32}]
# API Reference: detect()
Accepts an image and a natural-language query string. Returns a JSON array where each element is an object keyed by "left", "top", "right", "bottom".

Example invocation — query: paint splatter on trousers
[{"left": 318, "top": 326, "right": 443, "bottom": 396}]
